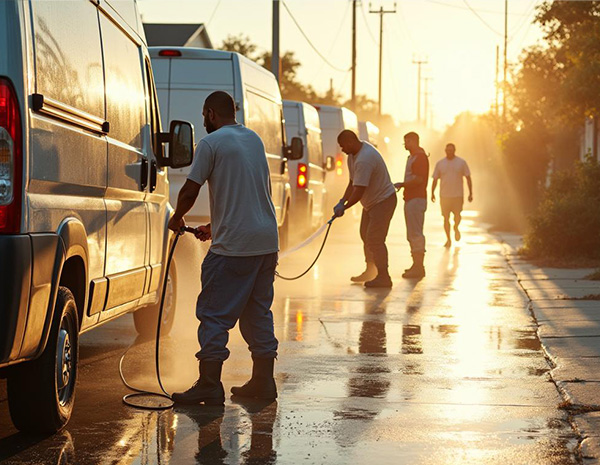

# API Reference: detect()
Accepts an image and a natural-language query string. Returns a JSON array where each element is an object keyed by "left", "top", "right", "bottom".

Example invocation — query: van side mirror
[
  {"left": 287, "top": 137, "right": 304, "bottom": 161},
  {"left": 157, "top": 120, "right": 194, "bottom": 168},
  {"left": 324, "top": 156, "right": 335, "bottom": 171}
]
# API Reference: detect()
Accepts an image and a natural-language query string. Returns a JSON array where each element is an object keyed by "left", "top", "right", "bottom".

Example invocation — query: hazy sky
[{"left": 138, "top": 0, "right": 543, "bottom": 129}]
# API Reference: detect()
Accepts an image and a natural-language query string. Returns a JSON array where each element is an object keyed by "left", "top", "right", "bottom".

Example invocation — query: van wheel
[
  {"left": 134, "top": 260, "right": 177, "bottom": 338},
  {"left": 279, "top": 210, "right": 289, "bottom": 251},
  {"left": 7, "top": 287, "right": 79, "bottom": 433}
]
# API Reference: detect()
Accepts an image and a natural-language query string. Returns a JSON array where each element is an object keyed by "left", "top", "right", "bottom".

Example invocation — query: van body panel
[
  {"left": 316, "top": 105, "right": 359, "bottom": 205},
  {"left": 0, "top": 235, "right": 31, "bottom": 364},
  {"left": 100, "top": 12, "right": 149, "bottom": 310},
  {"left": 0, "top": 0, "right": 175, "bottom": 376},
  {"left": 284, "top": 101, "right": 326, "bottom": 229},
  {"left": 150, "top": 47, "right": 290, "bottom": 228}
]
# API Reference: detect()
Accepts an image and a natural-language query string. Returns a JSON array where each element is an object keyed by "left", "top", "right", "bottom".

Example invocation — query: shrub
[{"left": 523, "top": 156, "right": 600, "bottom": 260}]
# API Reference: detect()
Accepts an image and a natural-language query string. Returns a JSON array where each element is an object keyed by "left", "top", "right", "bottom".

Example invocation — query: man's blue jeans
[{"left": 195, "top": 251, "right": 279, "bottom": 362}]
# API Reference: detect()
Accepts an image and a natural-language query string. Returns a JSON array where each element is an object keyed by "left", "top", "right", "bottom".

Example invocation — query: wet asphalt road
[{"left": 0, "top": 210, "right": 579, "bottom": 464}]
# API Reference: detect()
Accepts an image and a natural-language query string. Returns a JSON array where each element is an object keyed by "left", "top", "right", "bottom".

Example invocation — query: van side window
[
  {"left": 100, "top": 15, "right": 145, "bottom": 149},
  {"left": 31, "top": 0, "right": 105, "bottom": 118},
  {"left": 144, "top": 60, "right": 163, "bottom": 159},
  {"left": 245, "top": 92, "right": 283, "bottom": 155}
]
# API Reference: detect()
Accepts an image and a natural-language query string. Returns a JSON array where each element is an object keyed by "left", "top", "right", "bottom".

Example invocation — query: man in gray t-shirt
[
  {"left": 333, "top": 130, "right": 397, "bottom": 288},
  {"left": 168, "top": 91, "right": 279, "bottom": 405}
]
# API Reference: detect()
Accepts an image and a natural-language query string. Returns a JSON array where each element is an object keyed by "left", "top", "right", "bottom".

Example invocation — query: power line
[
  {"left": 206, "top": 0, "right": 222, "bottom": 26},
  {"left": 462, "top": 0, "right": 503, "bottom": 37},
  {"left": 422, "top": 0, "right": 531, "bottom": 16},
  {"left": 360, "top": 3, "right": 378, "bottom": 46},
  {"left": 281, "top": 1, "right": 350, "bottom": 72},
  {"left": 310, "top": 1, "right": 351, "bottom": 81}
]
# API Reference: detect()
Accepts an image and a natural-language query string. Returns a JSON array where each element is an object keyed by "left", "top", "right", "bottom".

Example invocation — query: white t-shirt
[
  {"left": 187, "top": 124, "right": 279, "bottom": 257},
  {"left": 347, "top": 141, "right": 395, "bottom": 210},
  {"left": 432, "top": 156, "right": 471, "bottom": 198}
]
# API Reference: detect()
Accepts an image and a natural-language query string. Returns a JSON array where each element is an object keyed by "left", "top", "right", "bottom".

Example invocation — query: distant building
[{"left": 143, "top": 23, "right": 213, "bottom": 48}]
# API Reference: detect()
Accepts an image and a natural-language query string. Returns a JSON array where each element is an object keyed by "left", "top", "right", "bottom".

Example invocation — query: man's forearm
[
  {"left": 404, "top": 175, "right": 423, "bottom": 188},
  {"left": 344, "top": 186, "right": 365, "bottom": 209},
  {"left": 431, "top": 179, "right": 438, "bottom": 194},
  {"left": 467, "top": 176, "right": 473, "bottom": 195},
  {"left": 172, "top": 187, "right": 198, "bottom": 221},
  {"left": 341, "top": 181, "right": 353, "bottom": 201}
]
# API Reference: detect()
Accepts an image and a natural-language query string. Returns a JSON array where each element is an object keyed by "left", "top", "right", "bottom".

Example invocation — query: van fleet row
[
  {"left": 0, "top": 0, "right": 382, "bottom": 434},
  {"left": 149, "top": 47, "right": 383, "bottom": 237}
]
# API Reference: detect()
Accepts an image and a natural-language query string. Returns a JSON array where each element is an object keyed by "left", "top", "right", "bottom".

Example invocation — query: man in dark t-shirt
[{"left": 394, "top": 132, "right": 429, "bottom": 279}]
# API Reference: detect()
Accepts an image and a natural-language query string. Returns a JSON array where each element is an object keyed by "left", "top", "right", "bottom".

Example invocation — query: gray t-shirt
[
  {"left": 187, "top": 124, "right": 279, "bottom": 257},
  {"left": 347, "top": 141, "right": 396, "bottom": 210}
]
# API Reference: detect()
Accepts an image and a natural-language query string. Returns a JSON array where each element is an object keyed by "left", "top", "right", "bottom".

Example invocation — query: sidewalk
[{"left": 499, "top": 232, "right": 600, "bottom": 464}]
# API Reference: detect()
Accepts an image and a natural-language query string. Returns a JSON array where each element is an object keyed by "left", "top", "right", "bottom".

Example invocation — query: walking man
[
  {"left": 431, "top": 143, "right": 473, "bottom": 248},
  {"left": 394, "top": 132, "right": 429, "bottom": 279},
  {"left": 168, "top": 91, "right": 279, "bottom": 405},
  {"left": 333, "top": 130, "right": 397, "bottom": 288}
]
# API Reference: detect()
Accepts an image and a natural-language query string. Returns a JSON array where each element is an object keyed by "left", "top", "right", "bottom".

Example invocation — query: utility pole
[
  {"left": 495, "top": 44, "right": 500, "bottom": 119},
  {"left": 351, "top": 0, "right": 357, "bottom": 110},
  {"left": 412, "top": 57, "right": 428, "bottom": 123},
  {"left": 502, "top": 0, "right": 508, "bottom": 126},
  {"left": 369, "top": 2, "right": 397, "bottom": 116},
  {"left": 424, "top": 77, "right": 432, "bottom": 128},
  {"left": 272, "top": 0, "right": 280, "bottom": 82}
]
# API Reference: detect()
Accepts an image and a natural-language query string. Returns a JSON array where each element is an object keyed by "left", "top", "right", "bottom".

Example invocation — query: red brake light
[
  {"left": 0, "top": 78, "right": 22, "bottom": 234},
  {"left": 297, "top": 163, "right": 308, "bottom": 189},
  {"left": 159, "top": 49, "right": 182, "bottom": 57}
]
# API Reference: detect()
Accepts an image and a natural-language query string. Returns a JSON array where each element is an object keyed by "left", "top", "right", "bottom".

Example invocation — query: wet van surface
[
  {"left": 149, "top": 47, "right": 294, "bottom": 243},
  {"left": 0, "top": 0, "right": 193, "bottom": 433},
  {"left": 283, "top": 100, "right": 327, "bottom": 232},
  {"left": 315, "top": 105, "right": 359, "bottom": 206}
]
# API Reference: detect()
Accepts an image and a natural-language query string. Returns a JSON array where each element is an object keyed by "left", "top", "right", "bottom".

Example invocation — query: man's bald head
[
  {"left": 337, "top": 130, "right": 362, "bottom": 155},
  {"left": 204, "top": 91, "right": 236, "bottom": 118}
]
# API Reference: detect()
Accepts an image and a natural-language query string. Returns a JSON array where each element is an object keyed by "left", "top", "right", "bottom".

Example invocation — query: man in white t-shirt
[
  {"left": 333, "top": 130, "right": 397, "bottom": 288},
  {"left": 167, "top": 91, "right": 279, "bottom": 405},
  {"left": 431, "top": 143, "right": 473, "bottom": 248}
]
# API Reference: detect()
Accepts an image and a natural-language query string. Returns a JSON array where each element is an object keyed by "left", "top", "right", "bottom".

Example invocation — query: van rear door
[{"left": 161, "top": 56, "right": 235, "bottom": 222}]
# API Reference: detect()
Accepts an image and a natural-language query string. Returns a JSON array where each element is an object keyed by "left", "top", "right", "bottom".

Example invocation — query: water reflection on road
[{"left": 0, "top": 212, "right": 578, "bottom": 464}]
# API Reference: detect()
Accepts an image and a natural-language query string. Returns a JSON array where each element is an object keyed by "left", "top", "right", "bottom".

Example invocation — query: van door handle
[
  {"left": 150, "top": 160, "right": 158, "bottom": 192},
  {"left": 280, "top": 158, "right": 287, "bottom": 175},
  {"left": 140, "top": 157, "right": 148, "bottom": 191}
]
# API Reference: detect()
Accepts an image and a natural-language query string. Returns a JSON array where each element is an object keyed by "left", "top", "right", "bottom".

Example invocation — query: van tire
[
  {"left": 134, "top": 260, "right": 177, "bottom": 338},
  {"left": 7, "top": 287, "right": 79, "bottom": 433},
  {"left": 279, "top": 210, "right": 289, "bottom": 251}
]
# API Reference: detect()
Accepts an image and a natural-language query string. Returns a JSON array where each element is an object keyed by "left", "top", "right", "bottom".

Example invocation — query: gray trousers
[
  {"left": 404, "top": 198, "right": 427, "bottom": 254},
  {"left": 359, "top": 194, "right": 397, "bottom": 273},
  {"left": 195, "top": 251, "right": 279, "bottom": 362}
]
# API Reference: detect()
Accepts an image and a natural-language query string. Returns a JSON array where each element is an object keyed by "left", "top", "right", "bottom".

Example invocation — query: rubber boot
[
  {"left": 402, "top": 252, "right": 425, "bottom": 279},
  {"left": 171, "top": 360, "right": 225, "bottom": 405},
  {"left": 231, "top": 357, "right": 277, "bottom": 400},
  {"left": 364, "top": 266, "right": 393, "bottom": 288},
  {"left": 351, "top": 262, "right": 377, "bottom": 283}
]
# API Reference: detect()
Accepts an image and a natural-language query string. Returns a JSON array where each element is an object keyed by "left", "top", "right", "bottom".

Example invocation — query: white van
[
  {"left": 315, "top": 105, "right": 359, "bottom": 205},
  {"left": 283, "top": 101, "right": 333, "bottom": 231},
  {"left": 0, "top": 0, "right": 194, "bottom": 433},
  {"left": 149, "top": 47, "right": 302, "bottom": 246},
  {"left": 359, "top": 120, "right": 381, "bottom": 148}
]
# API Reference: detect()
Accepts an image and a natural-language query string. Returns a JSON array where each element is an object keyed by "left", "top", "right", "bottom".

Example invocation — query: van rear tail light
[
  {"left": 297, "top": 163, "right": 307, "bottom": 189},
  {"left": 0, "top": 78, "right": 22, "bottom": 233},
  {"left": 159, "top": 49, "right": 182, "bottom": 57},
  {"left": 335, "top": 155, "right": 343, "bottom": 176}
]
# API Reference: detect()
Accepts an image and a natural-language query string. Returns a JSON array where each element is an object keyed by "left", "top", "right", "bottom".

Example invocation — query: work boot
[
  {"left": 402, "top": 253, "right": 425, "bottom": 279},
  {"left": 351, "top": 262, "right": 377, "bottom": 282},
  {"left": 364, "top": 273, "right": 393, "bottom": 288},
  {"left": 171, "top": 360, "right": 225, "bottom": 406},
  {"left": 231, "top": 357, "right": 277, "bottom": 400}
]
